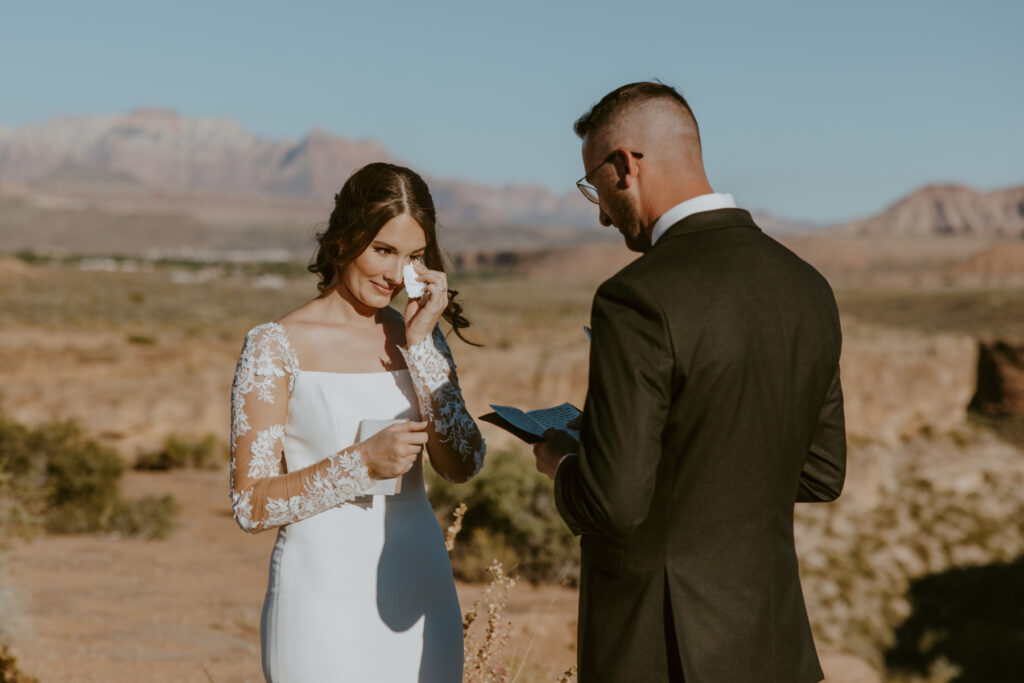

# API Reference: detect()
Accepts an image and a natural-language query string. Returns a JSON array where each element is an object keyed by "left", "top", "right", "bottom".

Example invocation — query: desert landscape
[{"left": 1, "top": 112, "right": 1023, "bottom": 682}]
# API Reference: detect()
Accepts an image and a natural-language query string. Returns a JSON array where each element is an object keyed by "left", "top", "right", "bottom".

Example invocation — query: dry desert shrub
[
  {"left": 445, "top": 504, "right": 577, "bottom": 683},
  {"left": 0, "top": 645, "right": 38, "bottom": 683},
  {"left": 428, "top": 449, "right": 579, "bottom": 585},
  {"left": 0, "top": 408, "right": 177, "bottom": 539},
  {"left": 462, "top": 559, "right": 516, "bottom": 683},
  {"left": 445, "top": 505, "right": 515, "bottom": 682},
  {"left": 133, "top": 433, "right": 225, "bottom": 471}
]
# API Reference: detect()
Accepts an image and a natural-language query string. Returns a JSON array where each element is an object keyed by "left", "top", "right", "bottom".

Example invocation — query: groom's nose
[{"left": 599, "top": 208, "right": 612, "bottom": 227}]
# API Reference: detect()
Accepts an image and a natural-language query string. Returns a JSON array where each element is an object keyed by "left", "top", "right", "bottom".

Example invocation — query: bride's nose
[{"left": 385, "top": 259, "right": 404, "bottom": 286}]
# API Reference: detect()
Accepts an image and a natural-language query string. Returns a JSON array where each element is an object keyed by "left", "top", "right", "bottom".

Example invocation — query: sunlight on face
[{"left": 341, "top": 213, "right": 427, "bottom": 309}]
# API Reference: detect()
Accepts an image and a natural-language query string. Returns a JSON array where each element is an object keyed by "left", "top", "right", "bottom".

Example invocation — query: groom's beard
[{"left": 606, "top": 191, "right": 650, "bottom": 253}]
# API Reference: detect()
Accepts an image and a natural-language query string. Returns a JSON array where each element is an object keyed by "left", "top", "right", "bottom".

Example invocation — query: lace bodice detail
[
  {"left": 399, "top": 327, "right": 486, "bottom": 481},
  {"left": 230, "top": 321, "right": 486, "bottom": 533}
]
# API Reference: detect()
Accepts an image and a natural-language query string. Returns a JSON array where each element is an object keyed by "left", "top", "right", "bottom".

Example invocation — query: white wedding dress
[{"left": 229, "top": 321, "right": 486, "bottom": 682}]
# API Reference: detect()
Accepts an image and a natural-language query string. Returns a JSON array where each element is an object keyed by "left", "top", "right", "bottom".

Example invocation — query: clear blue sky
[{"left": 1, "top": 0, "right": 1021, "bottom": 224}]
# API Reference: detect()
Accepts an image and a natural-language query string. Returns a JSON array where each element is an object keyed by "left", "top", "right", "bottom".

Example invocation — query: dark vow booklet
[{"left": 479, "top": 403, "right": 581, "bottom": 444}]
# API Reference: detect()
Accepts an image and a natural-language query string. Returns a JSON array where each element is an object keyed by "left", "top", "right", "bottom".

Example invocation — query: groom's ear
[{"left": 612, "top": 147, "right": 640, "bottom": 188}]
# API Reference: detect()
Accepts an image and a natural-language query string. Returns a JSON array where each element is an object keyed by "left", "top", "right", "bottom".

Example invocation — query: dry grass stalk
[
  {"left": 462, "top": 559, "right": 516, "bottom": 682},
  {"left": 445, "top": 502, "right": 467, "bottom": 553},
  {"left": 449, "top": 502, "right": 578, "bottom": 682}
]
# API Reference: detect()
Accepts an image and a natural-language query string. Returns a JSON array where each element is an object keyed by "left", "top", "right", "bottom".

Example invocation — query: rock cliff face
[
  {"left": 970, "top": 341, "right": 1024, "bottom": 416},
  {"left": 840, "top": 322, "right": 978, "bottom": 443}
]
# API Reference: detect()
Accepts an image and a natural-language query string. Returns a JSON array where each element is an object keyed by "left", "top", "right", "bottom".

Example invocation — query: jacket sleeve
[
  {"left": 554, "top": 276, "right": 672, "bottom": 539},
  {"left": 797, "top": 364, "right": 846, "bottom": 502}
]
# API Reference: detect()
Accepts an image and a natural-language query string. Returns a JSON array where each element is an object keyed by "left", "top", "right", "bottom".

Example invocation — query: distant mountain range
[
  {"left": 0, "top": 109, "right": 596, "bottom": 229},
  {"left": 1, "top": 110, "right": 1021, "bottom": 240}
]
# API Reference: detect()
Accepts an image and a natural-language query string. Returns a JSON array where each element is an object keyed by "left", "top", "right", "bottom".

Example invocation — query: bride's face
[{"left": 341, "top": 213, "right": 427, "bottom": 309}]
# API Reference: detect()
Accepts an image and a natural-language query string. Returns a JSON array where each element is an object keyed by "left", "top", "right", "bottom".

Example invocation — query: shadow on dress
[{"left": 376, "top": 460, "right": 463, "bottom": 682}]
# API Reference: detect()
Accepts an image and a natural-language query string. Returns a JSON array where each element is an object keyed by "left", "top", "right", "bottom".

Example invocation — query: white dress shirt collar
[{"left": 650, "top": 192, "right": 737, "bottom": 245}]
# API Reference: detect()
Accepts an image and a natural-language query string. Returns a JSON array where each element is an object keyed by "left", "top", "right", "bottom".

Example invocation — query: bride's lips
[{"left": 371, "top": 281, "right": 394, "bottom": 295}]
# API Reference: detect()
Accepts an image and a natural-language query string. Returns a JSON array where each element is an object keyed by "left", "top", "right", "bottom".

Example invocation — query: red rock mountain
[
  {"left": 833, "top": 184, "right": 1024, "bottom": 238},
  {"left": 0, "top": 110, "right": 596, "bottom": 228},
  {"left": 0, "top": 110, "right": 389, "bottom": 196}
]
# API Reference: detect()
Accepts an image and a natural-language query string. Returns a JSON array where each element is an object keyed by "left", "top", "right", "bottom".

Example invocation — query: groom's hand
[{"left": 532, "top": 428, "right": 579, "bottom": 480}]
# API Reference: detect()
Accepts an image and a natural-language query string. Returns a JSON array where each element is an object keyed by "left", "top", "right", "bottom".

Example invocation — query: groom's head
[{"left": 575, "top": 82, "right": 712, "bottom": 252}]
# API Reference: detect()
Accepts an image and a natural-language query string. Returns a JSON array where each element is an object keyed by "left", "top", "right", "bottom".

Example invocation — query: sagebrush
[
  {"left": 134, "top": 433, "right": 224, "bottom": 471},
  {"left": 0, "top": 409, "right": 177, "bottom": 539},
  {"left": 428, "top": 449, "right": 579, "bottom": 585}
]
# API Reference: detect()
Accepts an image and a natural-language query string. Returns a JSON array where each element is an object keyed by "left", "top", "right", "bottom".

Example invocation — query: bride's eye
[
  {"left": 410, "top": 254, "right": 424, "bottom": 263},
  {"left": 374, "top": 247, "right": 391, "bottom": 255}
]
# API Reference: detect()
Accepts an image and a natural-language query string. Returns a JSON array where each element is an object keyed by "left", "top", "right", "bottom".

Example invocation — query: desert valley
[{"left": 1, "top": 111, "right": 1023, "bottom": 682}]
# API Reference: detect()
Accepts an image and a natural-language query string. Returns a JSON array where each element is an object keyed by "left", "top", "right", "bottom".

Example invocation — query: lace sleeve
[
  {"left": 400, "top": 326, "right": 486, "bottom": 481},
  {"left": 229, "top": 323, "right": 373, "bottom": 533}
]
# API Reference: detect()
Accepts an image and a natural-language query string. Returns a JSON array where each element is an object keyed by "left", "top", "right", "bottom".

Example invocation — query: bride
[{"left": 229, "top": 163, "right": 486, "bottom": 682}]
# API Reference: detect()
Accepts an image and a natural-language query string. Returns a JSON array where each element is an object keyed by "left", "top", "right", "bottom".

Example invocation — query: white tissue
[{"left": 403, "top": 262, "right": 426, "bottom": 298}]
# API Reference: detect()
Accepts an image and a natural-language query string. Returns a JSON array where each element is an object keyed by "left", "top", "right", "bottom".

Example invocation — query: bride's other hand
[
  {"left": 360, "top": 420, "right": 429, "bottom": 479},
  {"left": 403, "top": 263, "right": 449, "bottom": 346}
]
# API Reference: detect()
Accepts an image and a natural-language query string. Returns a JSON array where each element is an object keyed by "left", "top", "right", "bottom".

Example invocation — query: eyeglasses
[{"left": 576, "top": 150, "right": 644, "bottom": 204}]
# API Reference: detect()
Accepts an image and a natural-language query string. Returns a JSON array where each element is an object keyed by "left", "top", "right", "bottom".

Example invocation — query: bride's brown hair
[{"left": 309, "top": 162, "right": 475, "bottom": 344}]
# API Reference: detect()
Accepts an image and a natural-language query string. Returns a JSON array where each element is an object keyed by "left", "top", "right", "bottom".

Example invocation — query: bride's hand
[
  {"left": 360, "top": 421, "right": 429, "bottom": 479},
  {"left": 403, "top": 263, "right": 448, "bottom": 347}
]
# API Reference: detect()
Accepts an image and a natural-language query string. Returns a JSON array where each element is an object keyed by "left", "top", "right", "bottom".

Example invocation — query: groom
[{"left": 533, "top": 82, "right": 846, "bottom": 682}]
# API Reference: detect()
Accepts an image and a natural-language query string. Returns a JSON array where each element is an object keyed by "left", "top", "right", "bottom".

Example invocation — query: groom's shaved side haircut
[
  {"left": 574, "top": 81, "right": 704, "bottom": 170},
  {"left": 574, "top": 81, "right": 700, "bottom": 142}
]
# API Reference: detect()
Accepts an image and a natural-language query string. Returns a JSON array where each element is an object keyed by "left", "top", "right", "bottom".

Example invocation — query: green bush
[
  {"left": 13, "top": 250, "right": 48, "bottom": 266},
  {"left": 43, "top": 427, "right": 124, "bottom": 533},
  {"left": 0, "top": 414, "right": 75, "bottom": 536},
  {"left": 134, "top": 434, "right": 224, "bottom": 471},
  {"left": 108, "top": 495, "right": 178, "bottom": 540},
  {"left": 427, "top": 449, "right": 579, "bottom": 585},
  {"left": 126, "top": 333, "right": 156, "bottom": 345},
  {"left": 0, "top": 409, "right": 177, "bottom": 538}
]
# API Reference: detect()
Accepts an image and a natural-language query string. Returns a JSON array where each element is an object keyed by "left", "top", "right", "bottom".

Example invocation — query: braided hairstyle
[{"left": 309, "top": 162, "right": 475, "bottom": 344}]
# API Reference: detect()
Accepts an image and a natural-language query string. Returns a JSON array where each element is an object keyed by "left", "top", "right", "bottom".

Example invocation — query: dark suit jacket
[{"left": 555, "top": 208, "right": 846, "bottom": 682}]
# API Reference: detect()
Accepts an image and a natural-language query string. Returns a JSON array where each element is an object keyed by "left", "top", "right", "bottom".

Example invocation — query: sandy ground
[
  {"left": 2, "top": 468, "right": 877, "bottom": 682},
  {"left": 1, "top": 468, "right": 580, "bottom": 682}
]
